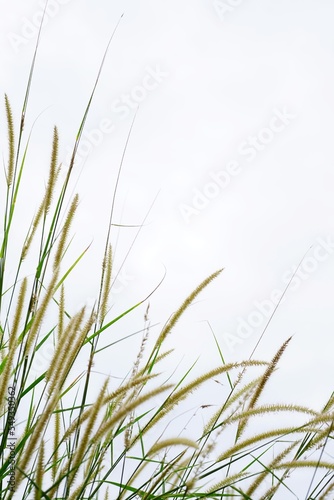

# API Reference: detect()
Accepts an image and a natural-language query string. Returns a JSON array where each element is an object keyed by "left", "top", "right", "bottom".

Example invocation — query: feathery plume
[
  {"left": 35, "top": 439, "right": 45, "bottom": 500},
  {"left": 53, "top": 193, "right": 79, "bottom": 270},
  {"left": 25, "top": 270, "right": 59, "bottom": 354},
  {"left": 247, "top": 441, "right": 297, "bottom": 497},
  {"left": 5, "top": 94, "right": 15, "bottom": 187},
  {"left": 67, "top": 379, "right": 109, "bottom": 493},
  {"left": 99, "top": 244, "right": 112, "bottom": 324},
  {"left": 153, "top": 269, "right": 223, "bottom": 351},
  {"left": 58, "top": 284, "right": 65, "bottom": 339},
  {"left": 0, "top": 277, "right": 27, "bottom": 409},
  {"left": 44, "top": 126, "right": 59, "bottom": 214},
  {"left": 21, "top": 199, "right": 45, "bottom": 260},
  {"left": 45, "top": 307, "right": 86, "bottom": 385},
  {"left": 140, "top": 361, "right": 268, "bottom": 438},
  {"left": 237, "top": 337, "right": 292, "bottom": 438},
  {"left": 52, "top": 406, "right": 61, "bottom": 482},
  {"left": 92, "top": 384, "right": 174, "bottom": 445}
]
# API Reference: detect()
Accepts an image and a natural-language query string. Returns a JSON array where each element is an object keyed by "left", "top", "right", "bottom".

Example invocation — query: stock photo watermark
[
  {"left": 6, "top": 385, "right": 17, "bottom": 493},
  {"left": 179, "top": 106, "right": 296, "bottom": 223},
  {"left": 7, "top": 0, "right": 73, "bottom": 52},
  {"left": 222, "top": 236, "right": 334, "bottom": 352},
  {"left": 63, "top": 64, "right": 169, "bottom": 170},
  {"left": 213, "top": 0, "right": 246, "bottom": 22}
]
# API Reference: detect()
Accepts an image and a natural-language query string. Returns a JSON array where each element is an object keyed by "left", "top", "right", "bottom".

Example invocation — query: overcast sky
[{"left": 1, "top": 2, "right": 334, "bottom": 495}]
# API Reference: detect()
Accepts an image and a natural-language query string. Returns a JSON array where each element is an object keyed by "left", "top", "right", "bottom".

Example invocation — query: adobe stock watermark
[
  {"left": 222, "top": 236, "right": 334, "bottom": 352},
  {"left": 179, "top": 106, "right": 296, "bottom": 224},
  {"left": 110, "top": 268, "right": 135, "bottom": 296},
  {"left": 213, "top": 0, "right": 246, "bottom": 22},
  {"left": 6, "top": 385, "right": 17, "bottom": 493},
  {"left": 63, "top": 64, "right": 169, "bottom": 170},
  {"left": 7, "top": 0, "right": 73, "bottom": 53}
]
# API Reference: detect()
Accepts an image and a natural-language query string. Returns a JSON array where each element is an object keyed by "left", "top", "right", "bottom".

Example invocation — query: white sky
[{"left": 1, "top": 1, "right": 334, "bottom": 497}]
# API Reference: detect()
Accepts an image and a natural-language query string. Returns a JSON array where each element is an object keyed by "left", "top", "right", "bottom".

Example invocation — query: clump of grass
[{"left": 0, "top": 15, "right": 333, "bottom": 500}]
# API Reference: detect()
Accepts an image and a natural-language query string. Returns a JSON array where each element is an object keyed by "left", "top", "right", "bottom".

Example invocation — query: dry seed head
[
  {"left": 47, "top": 308, "right": 93, "bottom": 395},
  {"left": 144, "top": 302, "right": 150, "bottom": 322},
  {"left": 121, "top": 440, "right": 189, "bottom": 500},
  {"left": 238, "top": 337, "right": 292, "bottom": 438},
  {"left": 300, "top": 416, "right": 334, "bottom": 451},
  {"left": 99, "top": 244, "right": 112, "bottom": 323},
  {"left": 259, "top": 482, "right": 284, "bottom": 500},
  {"left": 66, "top": 379, "right": 109, "bottom": 491},
  {"left": 166, "top": 361, "right": 268, "bottom": 416},
  {"left": 21, "top": 199, "right": 45, "bottom": 260},
  {"left": 11, "top": 277, "right": 28, "bottom": 342},
  {"left": 204, "top": 376, "right": 262, "bottom": 435},
  {"left": 129, "top": 325, "right": 150, "bottom": 385},
  {"left": 191, "top": 420, "right": 224, "bottom": 481},
  {"left": 218, "top": 427, "right": 305, "bottom": 463},
  {"left": 275, "top": 460, "right": 334, "bottom": 471},
  {"left": 246, "top": 441, "right": 297, "bottom": 497},
  {"left": 155, "top": 269, "right": 223, "bottom": 348},
  {"left": 58, "top": 285, "right": 65, "bottom": 339},
  {"left": 102, "top": 373, "right": 159, "bottom": 407},
  {"left": 121, "top": 452, "right": 186, "bottom": 500},
  {"left": 53, "top": 193, "right": 79, "bottom": 270},
  {"left": 319, "top": 477, "right": 334, "bottom": 499},
  {"left": 222, "top": 404, "right": 318, "bottom": 431},
  {"left": 52, "top": 406, "right": 61, "bottom": 482},
  {"left": 25, "top": 269, "right": 59, "bottom": 354},
  {"left": 5, "top": 94, "right": 15, "bottom": 187},
  {"left": 140, "top": 361, "right": 268, "bottom": 439},
  {"left": 250, "top": 337, "right": 291, "bottom": 408},
  {"left": 93, "top": 384, "right": 174, "bottom": 445},
  {"left": 0, "top": 278, "right": 27, "bottom": 410},
  {"left": 44, "top": 126, "right": 59, "bottom": 214},
  {"left": 62, "top": 405, "right": 93, "bottom": 442},
  {"left": 206, "top": 471, "right": 248, "bottom": 495},
  {"left": 15, "top": 385, "right": 61, "bottom": 489},
  {"left": 35, "top": 439, "right": 45, "bottom": 500},
  {"left": 124, "top": 325, "right": 151, "bottom": 448},
  {"left": 141, "top": 458, "right": 185, "bottom": 500},
  {"left": 322, "top": 390, "right": 334, "bottom": 413},
  {"left": 45, "top": 307, "right": 86, "bottom": 386},
  {"left": 148, "top": 438, "right": 198, "bottom": 457},
  {"left": 62, "top": 373, "right": 158, "bottom": 442},
  {"left": 84, "top": 442, "right": 106, "bottom": 478}
]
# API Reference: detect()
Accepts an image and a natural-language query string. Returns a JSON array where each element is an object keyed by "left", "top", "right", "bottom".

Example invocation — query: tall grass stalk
[{"left": 0, "top": 12, "right": 333, "bottom": 500}]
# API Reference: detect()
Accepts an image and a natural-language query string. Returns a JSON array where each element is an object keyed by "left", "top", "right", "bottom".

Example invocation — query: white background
[{"left": 1, "top": 1, "right": 334, "bottom": 497}]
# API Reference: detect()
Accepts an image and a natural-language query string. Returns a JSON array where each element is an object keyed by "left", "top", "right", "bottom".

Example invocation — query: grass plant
[{"left": 0, "top": 11, "right": 333, "bottom": 500}]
